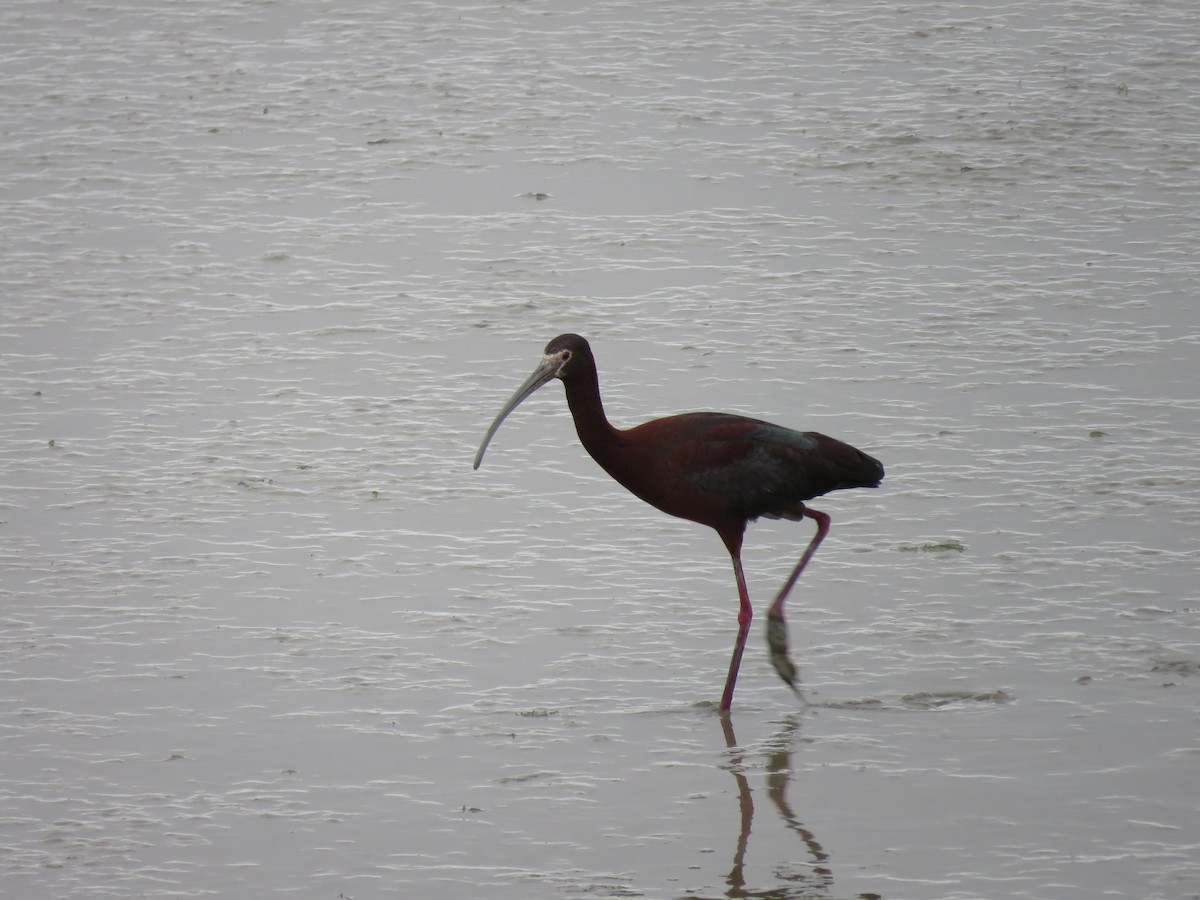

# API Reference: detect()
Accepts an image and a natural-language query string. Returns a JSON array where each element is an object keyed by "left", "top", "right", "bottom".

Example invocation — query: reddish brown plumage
[{"left": 474, "top": 333, "right": 884, "bottom": 712}]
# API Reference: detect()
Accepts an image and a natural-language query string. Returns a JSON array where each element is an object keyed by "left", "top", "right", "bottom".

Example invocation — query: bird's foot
[{"left": 766, "top": 608, "right": 805, "bottom": 703}]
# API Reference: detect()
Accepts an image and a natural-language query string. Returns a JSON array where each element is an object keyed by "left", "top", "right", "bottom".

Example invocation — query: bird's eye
[{"left": 560, "top": 350, "right": 572, "bottom": 363}]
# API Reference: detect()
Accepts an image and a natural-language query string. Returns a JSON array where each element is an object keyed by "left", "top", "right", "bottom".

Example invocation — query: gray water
[{"left": 2, "top": 1, "right": 1198, "bottom": 898}]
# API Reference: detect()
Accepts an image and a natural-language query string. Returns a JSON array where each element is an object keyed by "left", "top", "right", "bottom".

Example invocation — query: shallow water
[{"left": 2, "top": 1, "right": 1198, "bottom": 898}]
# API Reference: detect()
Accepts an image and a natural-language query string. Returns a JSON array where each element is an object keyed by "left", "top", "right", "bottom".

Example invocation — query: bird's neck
[{"left": 562, "top": 372, "right": 625, "bottom": 466}]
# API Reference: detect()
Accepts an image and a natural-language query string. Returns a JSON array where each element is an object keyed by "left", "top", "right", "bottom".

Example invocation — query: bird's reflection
[{"left": 680, "top": 714, "right": 881, "bottom": 900}]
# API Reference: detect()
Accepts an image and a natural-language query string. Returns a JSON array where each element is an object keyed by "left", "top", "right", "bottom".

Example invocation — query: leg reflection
[{"left": 704, "top": 715, "right": 880, "bottom": 900}]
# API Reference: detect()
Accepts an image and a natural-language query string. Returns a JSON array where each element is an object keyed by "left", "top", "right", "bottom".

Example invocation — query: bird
[{"left": 473, "top": 334, "right": 884, "bottom": 713}]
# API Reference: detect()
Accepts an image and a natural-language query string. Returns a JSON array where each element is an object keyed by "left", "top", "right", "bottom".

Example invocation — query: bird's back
[{"left": 609, "top": 412, "right": 883, "bottom": 531}]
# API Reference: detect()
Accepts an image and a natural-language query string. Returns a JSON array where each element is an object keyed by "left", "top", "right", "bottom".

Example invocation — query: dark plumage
[{"left": 474, "top": 333, "right": 883, "bottom": 712}]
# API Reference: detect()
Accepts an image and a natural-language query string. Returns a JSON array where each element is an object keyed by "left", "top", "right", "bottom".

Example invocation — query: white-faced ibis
[{"left": 473, "top": 334, "right": 884, "bottom": 712}]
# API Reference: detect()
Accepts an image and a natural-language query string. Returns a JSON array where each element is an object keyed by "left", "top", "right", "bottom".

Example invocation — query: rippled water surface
[{"left": 3, "top": 1, "right": 1198, "bottom": 898}]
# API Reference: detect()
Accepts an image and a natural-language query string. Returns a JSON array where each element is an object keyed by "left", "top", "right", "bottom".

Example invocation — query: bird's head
[
  {"left": 472, "top": 334, "right": 593, "bottom": 469},
  {"left": 540, "top": 333, "right": 591, "bottom": 382}
]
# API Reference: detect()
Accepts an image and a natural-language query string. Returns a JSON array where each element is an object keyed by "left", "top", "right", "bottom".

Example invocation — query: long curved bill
[{"left": 472, "top": 355, "right": 561, "bottom": 469}]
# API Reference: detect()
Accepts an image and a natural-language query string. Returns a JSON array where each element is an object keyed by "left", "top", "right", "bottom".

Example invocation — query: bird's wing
[{"left": 678, "top": 414, "right": 881, "bottom": 521}]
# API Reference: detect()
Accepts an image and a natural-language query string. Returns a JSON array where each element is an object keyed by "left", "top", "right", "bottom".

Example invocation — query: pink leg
[
  {"left": 768, "top": 509, "right": 830, "bottom": 619},
  {"left": 720, "top": 550, "right": 752, "bottom": 713},
  {"left": 766, "top": 509, "right": 830, "bottom": 695}
]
